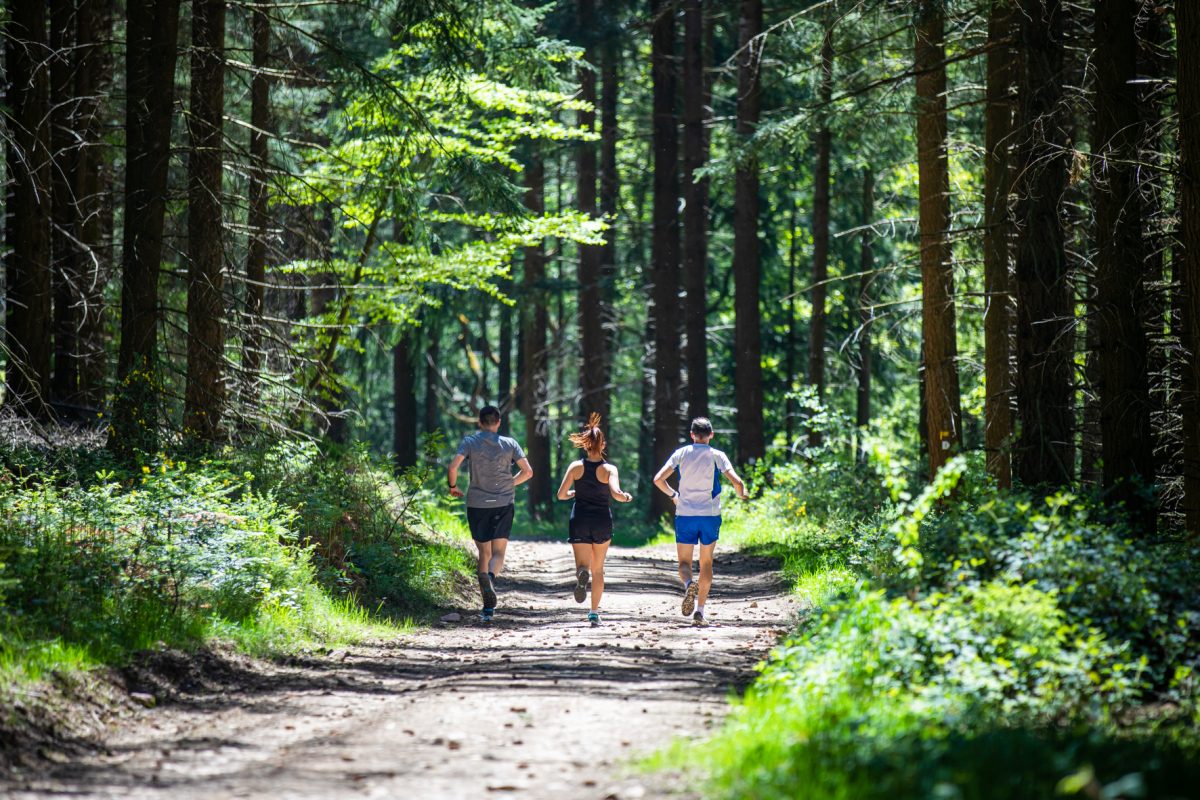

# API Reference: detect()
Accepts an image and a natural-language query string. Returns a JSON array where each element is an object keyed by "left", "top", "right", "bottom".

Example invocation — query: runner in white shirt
[{"left": 652, "top": 417, "right": 748, "bottom": 626}]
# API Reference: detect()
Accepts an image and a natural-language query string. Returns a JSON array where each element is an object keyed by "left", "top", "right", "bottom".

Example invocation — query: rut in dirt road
[{"left": 5, "top": 540, "right": 798, "bottom": 800}]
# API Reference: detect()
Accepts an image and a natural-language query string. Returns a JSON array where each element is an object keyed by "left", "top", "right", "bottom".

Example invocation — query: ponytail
[{"left": 569, "top": 412, "right": 606, "bottom": 455}]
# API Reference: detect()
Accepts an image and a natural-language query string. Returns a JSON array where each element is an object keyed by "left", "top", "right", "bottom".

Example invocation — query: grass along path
[{"left": 3, "top": 539, "right": 797, "bottom": 800}]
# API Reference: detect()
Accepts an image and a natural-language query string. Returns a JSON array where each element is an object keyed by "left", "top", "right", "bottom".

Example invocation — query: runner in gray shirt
[{"left": 447, "top": 405, "right": 533, "bottom": 621}]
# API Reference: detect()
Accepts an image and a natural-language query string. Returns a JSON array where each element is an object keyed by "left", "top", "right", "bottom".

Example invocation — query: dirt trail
[{"left": 5, "top": 540, "right": 795, "bottom": 800}]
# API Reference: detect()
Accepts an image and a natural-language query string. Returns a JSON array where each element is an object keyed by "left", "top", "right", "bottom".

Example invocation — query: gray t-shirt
[{"left": 456, "top": 431, "right": 526, "bottom": 508}]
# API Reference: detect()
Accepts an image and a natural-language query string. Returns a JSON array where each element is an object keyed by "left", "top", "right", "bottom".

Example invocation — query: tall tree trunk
[
  {"left": 808, "top": 22, "right": 834, "bottom": 449},
  {"left": 733, "top": 0, "right": 765, "bottom": 464},
  {"left": 916, "top": 0, "right": 963, "bottom": 480},
  {"left": 682, "top": 0, "right": 710, "bottom": 420},
  {"left": 856, "top": 167, "right": 875, "bottom": 464},
  {"left": 599, "top": 33, "right": 620, "bottom": 411},
  {"left": 393, "top": 330, "right": 418, "bottom": 470},
  {"left": 984, "top": 0, "right": 1015, "bottom": 488},
  {"left": 577, "top": 0, "right": 607, "bottom": 424},
  {"left": 785, "top": 191, "right": 799, "bottom": 452},
  {"left": 1012, "top": 0, "right": 1074, "bottom": 489},
  {"left": 423, "top": 320, "right": 440, "bottom": 437},
  {"left": 185, "top": 0, "right": 228, "bottom": 443},
  {"left": 50, "top": 0, "right": 80, "bottom": 407},
  {"left": 498, "top": 277, "right": 513, "bottom": 435},
  {"left": 74, "top": 0, "right": 115, "bottom": 410},
  {"left": 1178, "top": 1, "right": 1200, "bottom": 532},
  {"left": 4, "top": 0, "right": 53, "bottom": 418},
  {"left": 243, "top": 0, "right": 272, "bottom": 401},
  {"left": 1136, "top": 1, "right": 1171, "bottom": 508},
  {"left": 112, "top": 0, "right": 182, "bottom": 456},
  {"left": 1093, "top": 0, "right": 1154, "bottom": 530},
  {"left": 522, "top": 151, "right": 553, "bottom": 519},
  {"left": 650, "top": 0, "right": 682, "bottom": 518}
]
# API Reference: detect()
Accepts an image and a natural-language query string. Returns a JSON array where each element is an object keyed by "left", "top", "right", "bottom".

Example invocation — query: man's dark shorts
[
  {"left": 467, "top": 504, "right": 515, "bottom": 542},
  {"left": 568, "top": 510, "right": 613, "bottom": 545}
]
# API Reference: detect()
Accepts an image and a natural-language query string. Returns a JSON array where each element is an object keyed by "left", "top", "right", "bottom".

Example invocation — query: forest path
[{"left": 7, "top": 541, "right": 796, "bottom": 800}]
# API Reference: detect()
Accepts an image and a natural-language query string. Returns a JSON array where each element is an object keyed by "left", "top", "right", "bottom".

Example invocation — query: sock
[
  {"left": 683, "top": 578, "right": 692, "bottom": 590},
  {"left": 488, "top": 571, "right": 496, "bottom": 584},
  {"left": 697, "top": 604, "right": 705, "bottom": 615}
]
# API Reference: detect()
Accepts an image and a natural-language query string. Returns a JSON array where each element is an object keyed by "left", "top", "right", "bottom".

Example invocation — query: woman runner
[{"left": 556, "top": 413, "right": 633, "bottom": 625}]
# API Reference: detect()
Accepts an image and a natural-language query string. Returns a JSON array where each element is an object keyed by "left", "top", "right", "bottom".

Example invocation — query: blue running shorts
[{"left": 674, "top": 515, "right": 721, "bottom": 546}]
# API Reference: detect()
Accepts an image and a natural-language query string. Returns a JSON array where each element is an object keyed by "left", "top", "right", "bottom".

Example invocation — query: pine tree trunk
[
  {"left": 4, "top": 0, "right": 53, "bottom": 418},
  {"left": 393, "top": 331, "right": 418, "bottom": 470},
  {"left": 916, "top": 0, "right": 963, "bottom": 480},
  {"left": 577, "top": 0, "right": 607, "bottom": 425},
  {"left": 733, "top": 0, "right": 765, "bottom": 464},
  {"left": 1093, "top": 0, "right": 1154, "bottom": 530},
  {"left": 1178, "top": 1, "right": 1200, "bottom": 532},
  {"left": 682, "top": 0, "right": 710, "bottom": 420},
  {"left": 74, "top": 0, "right": 115, "bottom": 410},
  {"left": 984, "top": 0, "right": 1015, "bottom": 488},
  {"left": 1012, "top": 0, "right": 1074, "bottom": 489},
  {"left": 808, "top": 22, "right": 834, "bottom": 449},
  {"left": 424, "top": 322, "right": 440, "bottom": 437},
  {"left": 243, "top": 0, "right": 272, "bottom": 400},
  {"left": 651, "top": 0, "right": 683, "bottom": 518},
  {"left": 50, "top": 0, "right": 80, "bottom": 407},
  {"left": 185, "top": 0, "right": 228, "bottom": 443},
  {"left": 599, "top": 34, "right": 620, "bottom": 406},
  {"left": 522, "top": 151, "right": 553, "bottom": 519},
  {"left": 112, "top": 0, "right": 182, "bottom": 456},
  {"left": 856, "top": 167, "right": 875, "bottom": 464}
]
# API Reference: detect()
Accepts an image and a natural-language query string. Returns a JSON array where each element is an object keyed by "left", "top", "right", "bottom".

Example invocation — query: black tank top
[{"left": 573, "top": 459, "right": 611, "bottom": 517}]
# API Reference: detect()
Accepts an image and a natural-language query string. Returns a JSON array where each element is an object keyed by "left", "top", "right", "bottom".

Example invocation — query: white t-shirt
[{"left": 664, "top": 444, "right": 733, "bottom": 517}]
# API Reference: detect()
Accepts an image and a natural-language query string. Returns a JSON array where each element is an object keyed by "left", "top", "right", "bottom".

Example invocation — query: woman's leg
[
  {"left": 589, "top": 541, "right": 610, "bottom": 611},
  {"left": 571, "top": 542, "right": 592, "bottom": 571}
]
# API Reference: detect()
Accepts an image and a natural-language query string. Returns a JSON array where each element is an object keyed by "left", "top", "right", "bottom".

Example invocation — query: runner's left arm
[
  {"left": 606, "top": 466, "right": 633, "bottom": 503},
  {"left": 723, "top": 468, "right": 750, "bottom": 500},
  {"left": 513, "top": 457, "right": 534, "bottom": 488}
]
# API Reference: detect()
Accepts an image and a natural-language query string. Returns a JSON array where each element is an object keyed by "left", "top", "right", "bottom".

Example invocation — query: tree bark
[
  {"left": 1012, "top": 0, "right": 1074, "bottom": 489},
  {"left": 1178, "top": 1, "right": 1200, "bottom": 532},
  {"left": 112, "top": 0, "right": 182, "bottom": 456},
  {"left": 243, "top": 0, "right": 272, "bottom": 401},
  {"left": 651, "top": 0, "right": 683, "bottom": 518},
  {"left": 807, "top": 22, "right": 834, "bottom": 449},
  {"left": 393, "top": 331, "right": 418, "bottom": 470},
  {"left": 50, "top": 0, "right": 80, "bottom": 407},
  {"left": 682, "top": 0, "right": 710, "bottom": 420},
  {"left": 734, "top": 0, "right": 765, "bottom": 464},
  {"left": 522, "top": 151, "right": 553, "bottom": 518},
  {"left": 916, "top": 0, "right": 963, "bottom": 480},
  {"left": 74, "top": 0, "right": 115, "bottom": 410},
  {"left": 577, "top": 0, "right": 607, "bottom": 425},
  {"left": 984, "top": 0, "right": 1015, "bottom": 489},
  {"left": 856, "top": 167, "right": 875, "bottom": 464},
  {"left": 185, "top": 0, "right": 228, "bottom": 443},
  {"left": 1092, "top": 0, "right": 1154, "bottom": 530},
  {"left": 4, "top": 0, "right": 53, "bottom": 418},
  {"left": 599, "top": 33, "right": 620, "bottom": 410},
  {"left": 424, "top": 320, "right": 440, "bottom": 438}
]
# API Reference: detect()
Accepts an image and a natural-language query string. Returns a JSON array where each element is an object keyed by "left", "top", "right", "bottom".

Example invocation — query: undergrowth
[
  {"left": 656, "top": 452, "right": 1200, "bottom": 799},
  {"left": 0, "top": 440, "right": 472, "bottom": 685}
]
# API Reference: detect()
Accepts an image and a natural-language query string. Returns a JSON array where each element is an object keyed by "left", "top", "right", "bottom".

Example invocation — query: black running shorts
[
  {"left": 467, "top": 504, "right": 515, "bottom": 542},
  {"left": 568, "top": 511, "right": 613, "bottom": 544}
]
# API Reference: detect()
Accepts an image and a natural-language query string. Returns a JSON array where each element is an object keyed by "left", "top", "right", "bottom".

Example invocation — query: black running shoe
[
  {"left": 481, "top": 607, "right": 495, "bottom": 622},
  {"left": 573, "top": 566, "right": 589, "bottom": 603},
  {"left": 480, "top": 574, "right": 498, "bottom": 609}
]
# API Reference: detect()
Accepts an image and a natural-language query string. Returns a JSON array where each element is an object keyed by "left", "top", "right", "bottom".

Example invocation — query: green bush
[{"left": 675, "top": 452, "right": 1200, "bottom": 799}]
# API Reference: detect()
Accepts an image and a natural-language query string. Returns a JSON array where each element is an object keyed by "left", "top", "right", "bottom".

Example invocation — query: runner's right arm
[
  {"left": 723, "top": 467, "right": 750, "bottom": 500},
  {"left": 447, "top": 454, "right": 466, "bottom": 498},
  {"left": 606, "top": 465, "right": 634, "bottom": 503},
  {"left": 556, "top": 461, "right": 582, "bottom": 500}
]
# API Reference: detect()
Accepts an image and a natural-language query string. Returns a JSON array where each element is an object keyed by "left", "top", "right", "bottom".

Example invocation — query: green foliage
[
  {"left": 669, "top": 452, "right": 1200, "bottom": 799},
  {"left": 0, "top": 441, "right": 473, "bottom": 684}
]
